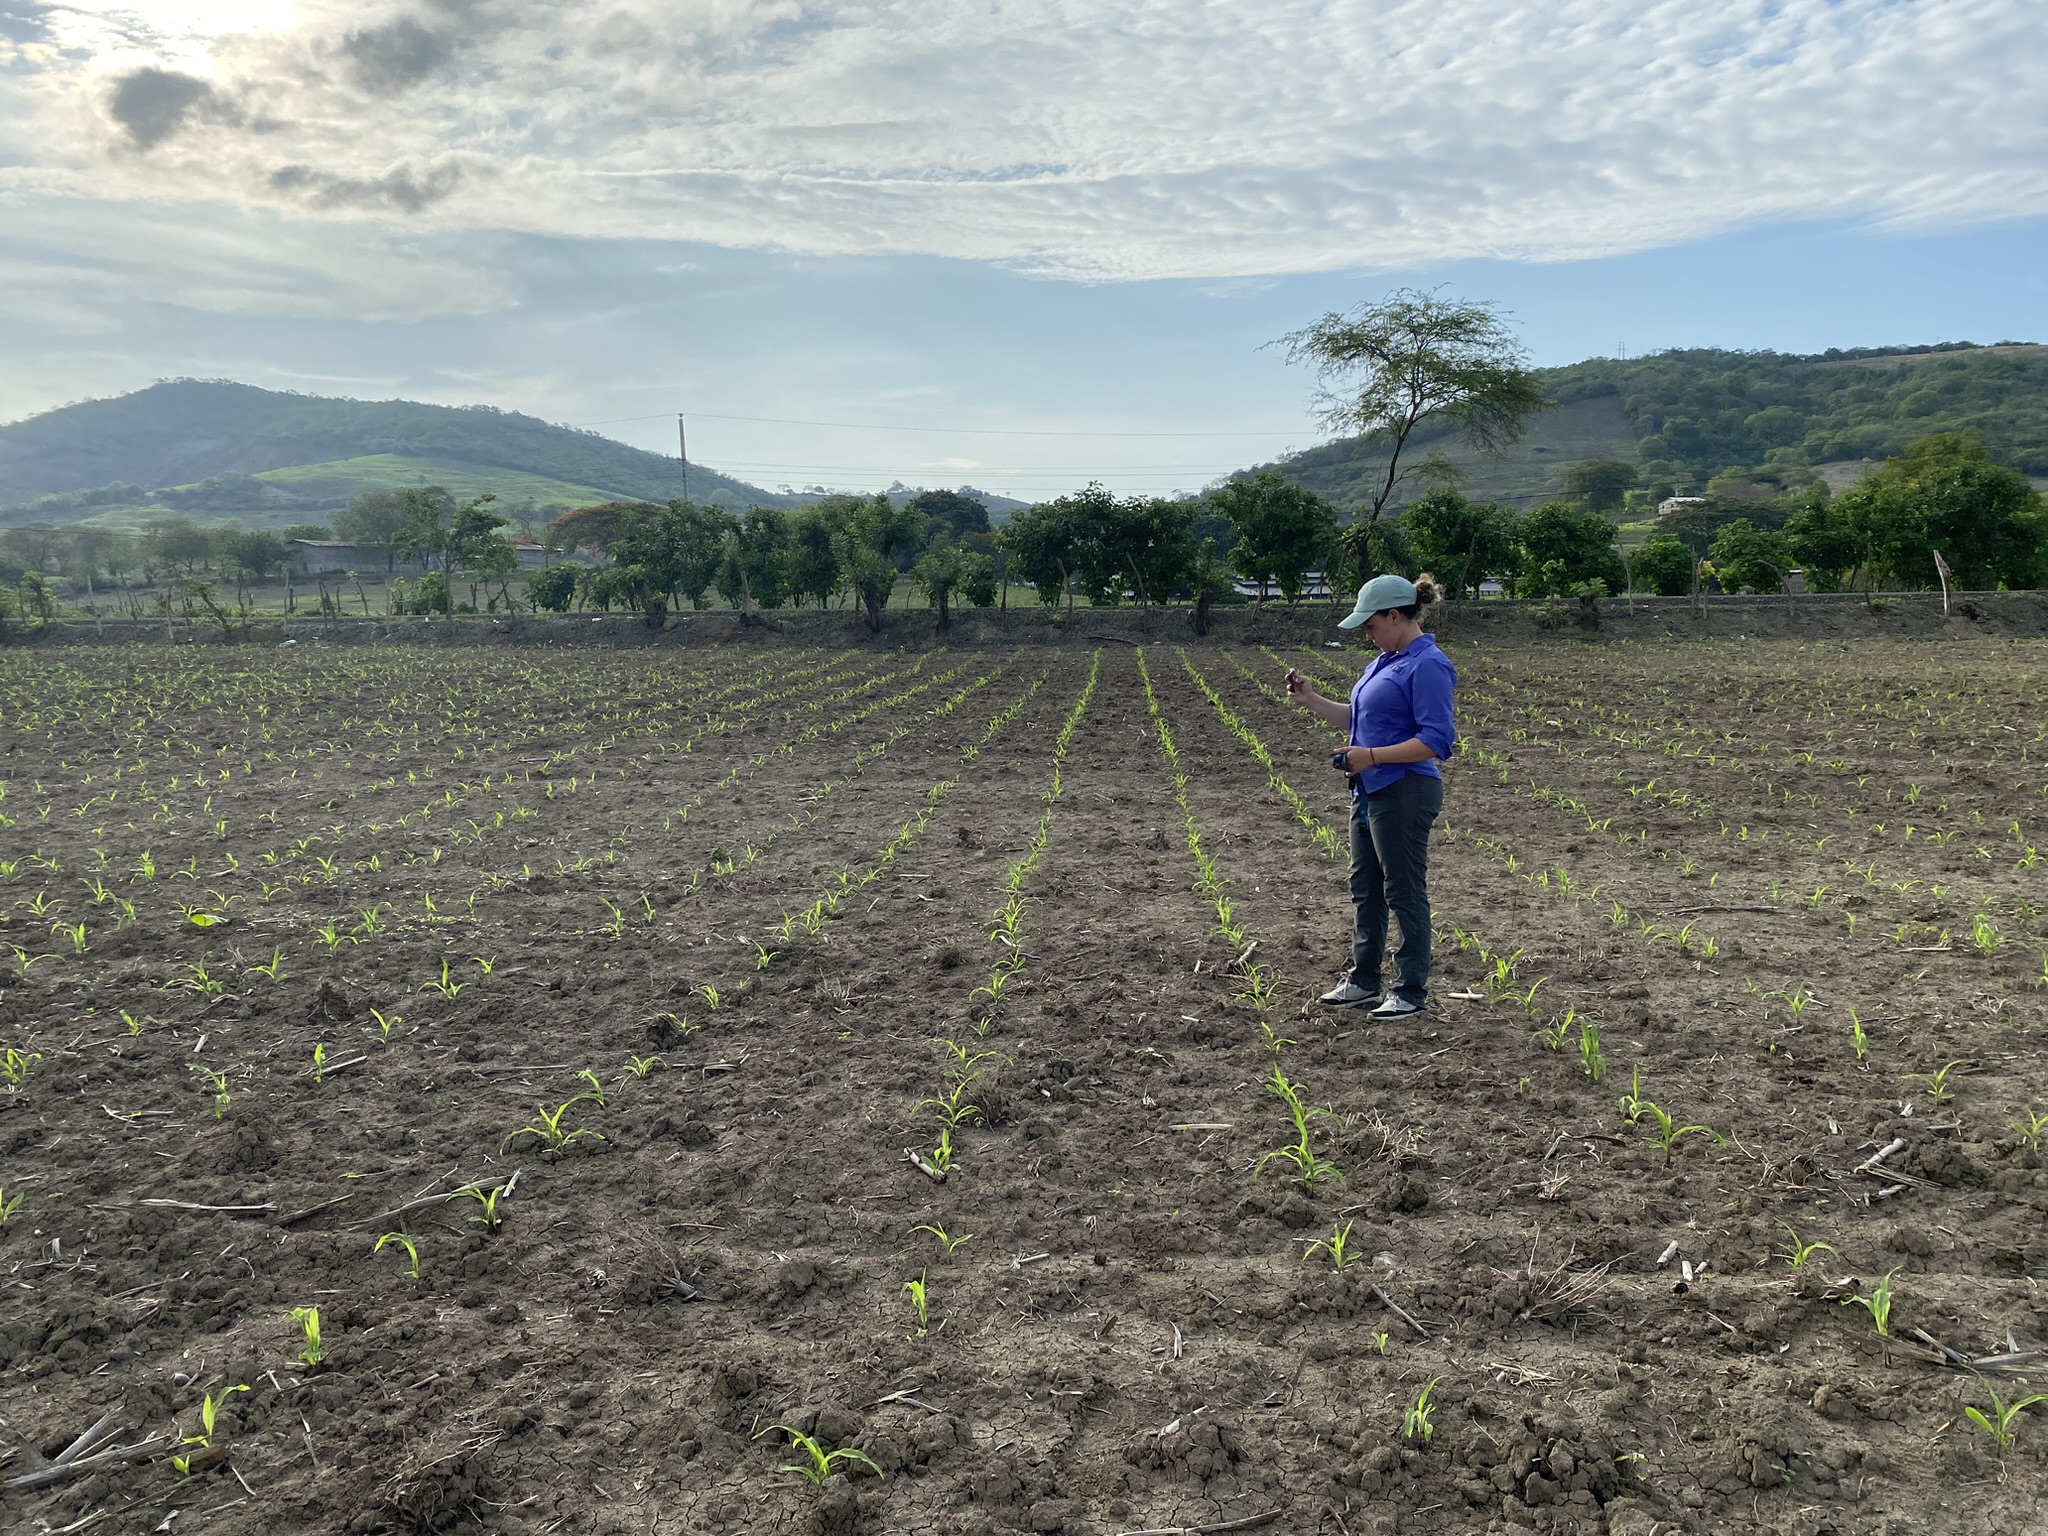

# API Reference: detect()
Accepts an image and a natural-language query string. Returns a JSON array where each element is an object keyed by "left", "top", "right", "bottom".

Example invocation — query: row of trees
[
  {"left": 0, "top": 519, "right": 329, "bottom": 592},
  {"left": 526, "top": 489, "right": 1001, "bottom": 630},
  {"left": 1663, "top": 433, "right": 2047, "bottom": 595}
]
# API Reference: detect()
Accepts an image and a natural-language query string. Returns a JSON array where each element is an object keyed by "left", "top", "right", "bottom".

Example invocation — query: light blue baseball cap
[{"left": 1336, "top": 573, "right": 1418, "bottom": 629}]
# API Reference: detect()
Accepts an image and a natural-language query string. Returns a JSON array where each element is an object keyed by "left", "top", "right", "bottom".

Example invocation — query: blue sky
[{"left": 3, "top": 2, "right": 2045, "bottom": 498}]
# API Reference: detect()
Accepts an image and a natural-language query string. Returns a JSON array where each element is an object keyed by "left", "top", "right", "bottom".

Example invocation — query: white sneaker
[
  {"left": 1317, "top": 981, "right": 1382, "bottom": 1008},
  {"left": 1369, "top": 995, "right": 1425, "bottom": 1019}
]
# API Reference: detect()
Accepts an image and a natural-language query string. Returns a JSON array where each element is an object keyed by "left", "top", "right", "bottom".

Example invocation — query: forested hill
[
  {"left": 1268, "top": 341, "right": 2048, "bottom": 512},
  {"left": 0, "top": 379, "right": 794, "bottom": 513}
]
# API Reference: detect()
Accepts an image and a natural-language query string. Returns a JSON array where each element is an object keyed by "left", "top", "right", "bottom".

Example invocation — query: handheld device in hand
[{"left": 1331, "top": 749, "right": 1350, "bottom": 772}]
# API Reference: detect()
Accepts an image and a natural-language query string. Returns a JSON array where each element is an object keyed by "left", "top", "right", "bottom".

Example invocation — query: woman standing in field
[{"left": 1284, "top": 573, "right": 1455, "bottom": 1020}]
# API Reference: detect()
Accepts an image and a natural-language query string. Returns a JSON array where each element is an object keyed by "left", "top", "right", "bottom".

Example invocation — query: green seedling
[
  {"left": 756, "top": 1424, "right": 884, "bottom": 1486},
  {"left": 575, "top": 1067, "right": 607, "bottom": 1106},
  {"left": 1254, "top": 1067, "right": 1344, "bottom": 1190},
  {"left": 502, "top": 1098, "right": 604, "bottom": 1154},
  {"left": 289, "top": 1305, "right": 324, "bottom": 1367},
  {"left": 172, "top": 1384, "right": 248, "bottom": 1475},
  {"left": 1913, "top": 1059, "right": 1965, "bottom": 1104},
  {"left": 420, "top": 958, "right": 466, "bottom": 999},
  {"left": 460, "top": 1178, "right": 514, "bottom": 1232},
  {"left": 122, "top": 1009, "right": 145, "bottom": 1036},
  {"left": 1850, "top": 1008, "right": 1869, "bottom": 1064},
  {"left": 1257, "top": 1018, "right": 1296, "bottom": 1055},
  {"left": 928, "top": 1126, "right": 955, "bottom": 1174},
  {"left": 54, "top": 921, "right": 87, "bottom": 956},
  {"left": 473, "top": 955, "right": 496, "bottom": 974},
  {"left": 188, "top": 1062, "right": 231, "bottom": 1120},
  {"left": 1777, "top": 1223, "right": 1836, "bottom": 1272},
  {"left": 370, "top": 1008, "right": 401, "bottom": 1044},
  {"left": 904, "top": 1271, "right": 930, "bottom": 1336},
  {"left": 1842, "top": 1268, "right": 1898, "bottom": 1337},
  {"left": 175, "top": 962, "right": 226, "bottom": 999},
  {"left": 1403, "top": 1378, "right": 1440, "bottom": 1445},
  {"left": 1963, "top": 1383, "right": 2048, "bottom": 1455},
  {"left": 1578, "top": 1018, "right": 1606, "bottom": 1083},
  {"left": 1373, "top": 1330, "right": 1391, "bottom": 1355},
  {"left": 2012, "top": 1110, "right": 2048, "bottom": 1151},
  {"left": 1616, "top": 1068, "right": 1648, "bottom": 1125},
  {"left": 245, "top": 947, "right": 287, "bottom": 982},
  {"left": 752, "top": 940, "right": 779, "bottom": 970},
  {"left": 696, "top": 983, "right": 722, "bottom": 1011},
  {"left": 1639, "top": 1101, "right": 1722, "bottom": 1167},
  {"left": 313, "top": 921, "right": 350, "bottom": 954},
  {"left": 374, "top": 1231, "right": 421, "bottom": 1279},
  {"left": 917, "top": 1082, "right": 983, "bottom": 1129},
  {"left": 2, "top": 1045, "right": 41, "bottom": 1087},
  {"left": 0, "top": 1184, "right": 21, "bottom": 1223},
  {"left": 625, "top": 1054, "right": 663, "bottom": 1079},
  {"left": 653, "top": 1010, "right": 698, "bottom": 1040},
  {"left": 1303, "top": 1219, "right": 1356, "bottom": 1269},
  {"left": 910, "top": 1224, "right": 973, "bottom": 1259},
  {"left": 1971, "top": 914, "right": 2002, "bottom": 953},
  {"left": 310, "top": 1042, "right": 328, "bottom": 1082},
  {"left": 599, "top": 897, "right": 626, "bottom": 938}
]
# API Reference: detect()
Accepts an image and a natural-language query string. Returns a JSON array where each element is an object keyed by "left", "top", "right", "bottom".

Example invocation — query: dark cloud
[
  {"left": 342, "top": 17, "right": 457, "bottom": 95},
  {"left": 106, "top": 68, "right": 219, "bottom": 149},
  {"left": 270, "top": 160, "right": 466, "bottom": 213}
]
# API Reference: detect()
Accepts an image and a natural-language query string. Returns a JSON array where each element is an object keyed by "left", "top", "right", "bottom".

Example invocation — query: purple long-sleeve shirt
[{"left": 1347, "top": 633, "right": 1458, "bottom": 797}]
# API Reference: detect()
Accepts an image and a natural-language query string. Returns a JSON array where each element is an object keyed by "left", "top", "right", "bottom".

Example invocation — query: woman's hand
[{"left": 1283, "top": 666, "right": 1314, "bottom": 703}]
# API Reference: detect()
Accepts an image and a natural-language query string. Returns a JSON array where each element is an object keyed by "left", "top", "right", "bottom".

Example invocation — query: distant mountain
[
  {"left": 0, "top": 379, "right": 799, "bottom": 522},
  {"left": 1260, "top": 342, "right": 2048, "bottom": 513}
]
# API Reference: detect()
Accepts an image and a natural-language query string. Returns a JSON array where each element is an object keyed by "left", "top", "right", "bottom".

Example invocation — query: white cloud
[{"left": 0, "top": 0, "right": 2042, "bottom": 305}]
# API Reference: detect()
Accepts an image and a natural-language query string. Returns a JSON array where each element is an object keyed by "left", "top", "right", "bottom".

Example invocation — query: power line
[{"left": 575, "top": 409, "right": 1307, "bottom": 438}]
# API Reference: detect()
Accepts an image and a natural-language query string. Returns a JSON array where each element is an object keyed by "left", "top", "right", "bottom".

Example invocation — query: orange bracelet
[{"left": 1367, "top": 748, "right": 1377, "bottom": 767}]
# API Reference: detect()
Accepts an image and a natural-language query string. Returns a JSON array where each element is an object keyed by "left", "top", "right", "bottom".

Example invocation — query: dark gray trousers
[{"left": 1348, "top": 773, "right": 1444, "bottom": 1003}]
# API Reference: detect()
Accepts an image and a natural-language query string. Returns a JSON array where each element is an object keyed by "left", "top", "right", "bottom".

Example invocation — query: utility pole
[{"left": 678, "top": 414, "right": 690, "bottom": 506}]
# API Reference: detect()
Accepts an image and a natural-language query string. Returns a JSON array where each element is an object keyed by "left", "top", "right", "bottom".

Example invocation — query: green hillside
[
  {"left": 0, "top": 379, "right": 796, "bottom": 520},
  {"left": 1265, "top": 341, "right": 2048, "bottom": 513},
  {"left": 252, "top": 456, "right": 622, "bottom": 512}
]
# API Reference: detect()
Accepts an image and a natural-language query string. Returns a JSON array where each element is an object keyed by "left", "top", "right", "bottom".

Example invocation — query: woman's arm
[
  {"left": 1338, "top": 737, "right": 1435, "bottom": 772},
  {"left": 1283, "top": 668, "right": 1350, "bottom": 730}
]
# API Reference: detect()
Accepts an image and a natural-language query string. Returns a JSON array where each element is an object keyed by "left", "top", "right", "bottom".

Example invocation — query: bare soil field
[{"left": 1, "top": 635, "right": 2045, "bottom": 1536}]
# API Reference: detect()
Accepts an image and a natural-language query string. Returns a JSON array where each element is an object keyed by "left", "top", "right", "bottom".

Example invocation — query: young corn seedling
[
  {"left": 928, "top": 1126, "right": 956, "bottom": 1174},
  {"left": 310, "top": 1042, "right": 329, "bottom": 1083},
  {"left": 460, "top": 1177, "right": 515, "bottom": 1232},
  {"left": 911, "top": 1224, "right": 974, "bottom": 1259},
  {"left": 1842, "top": 1268, "right": 1898, "bottom": 1338},
  {"left": 1963, "top": 1384, "right": 2048, "bottom": 1456},
  {"left": 188, "top": 1062, "right": 231, "bottom": 1120},
  {"left": 2012, "top": 1110, "right": 2048, "bottom": 1151},
  {"left": 370, "top": 1008, "right": 401, "bottom": 1044},
  {"left": 625, "top": 1054, "right": 664, "bottom": 1079},
  {"left": 172, "top": 1384, "right": 248, "bottom": 1475},
  {"left": 1639, "top": 1101, "right": 1722, "bottom": 1167},
  {"left": 757, "top": 1424, "right": 884, "bottom": 1486},
  {"left": 2, "top": 1045, "right": 41, "bottom": 1088},
  {"left": 1616, "top": 1068, "right": 1648, "bottom": 1125},
  {"left": 599, "top": 898, "right": 626, "bottom": 938},
  {"left": 374, "top": 1232, "right": 421, "bottom": 1280},
  {"left": 1913, "top": 1060, "right": 1965, "bottom": 1104},
  {"left": 1850, "top": 1009, "right": 1869, "bottom": 1065},
  {"left": 1254, "top": 1068, "right": 1344, "bottom": 1190},
  {"left": 1303, "top": 1219, "right": 1356, "bottom": 1270},
  {"left": 53, "top": 921, "right": 86, "bottom": 956},
  {"left": 473, "top": 955, "right": 497, "bottom": 974},
  {"left": 1577, "top": 1018, "right": 1606, "bottom": 1083},
  {"left": 288, "top": 1306, "right": 324, "bottom": 1367},
  {"left": 1403, "top": 1379, "right": 1440, "bottom": 1445},
  {"left": 245, "top": 947, "right": 287, "bottom": 982},
  {"left": 421, "top": 958, "right": 467, "bottom": 999},
  {"left": 1777, "top": 1223, "right": 1836, "bottom": 1272},
  {"left": 750, "top": 939, "right": 779, "bottom": 970},
  {"left": 696, "top": 983, "right": 722, "bottom": 1011},
  {"left": 575, "top": 1068, "right": 607, "bottom": 1106},
  {"left": 502, "top": 1098, "right": 604, "bottom": 1155},
  {"left": 1971, "top": 914, "right": 2002, "bottom": 953},
  {"left": 0, "top": 1185, "right": 22, "bottom": 1223},
  {"left": 903, "top": 1272, "right": 930, "bottom": 1337},
  {"left": 313, "top": 921, "right": 351, "bottom": 954}
]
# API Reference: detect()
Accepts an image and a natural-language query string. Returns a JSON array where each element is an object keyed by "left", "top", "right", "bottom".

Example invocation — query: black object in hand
[{"left": 1331, "top": 749, "right": 1350, "bottom": 771}]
